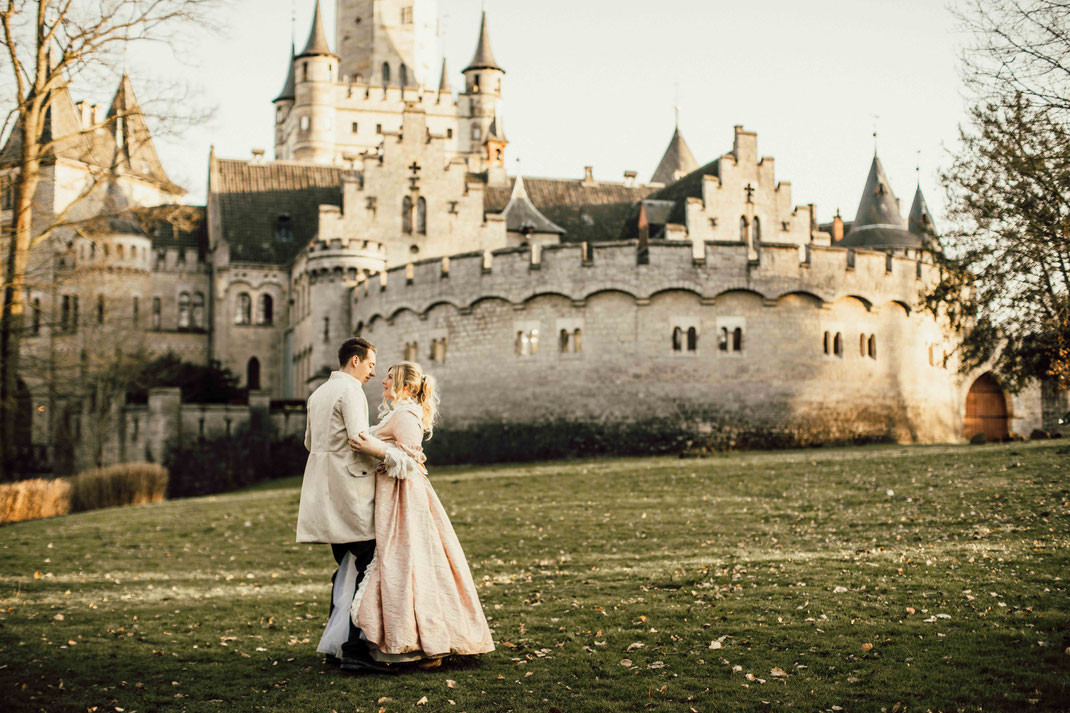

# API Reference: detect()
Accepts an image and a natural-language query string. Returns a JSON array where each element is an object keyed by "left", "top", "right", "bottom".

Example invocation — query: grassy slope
[{"left": 1, "top": 442, "right": 1068, "bottom": 713}]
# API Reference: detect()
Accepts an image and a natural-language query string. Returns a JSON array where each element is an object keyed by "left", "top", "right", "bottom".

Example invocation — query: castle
[{"left": 6, "top": 0, "right": 1064, "bottom": 472}]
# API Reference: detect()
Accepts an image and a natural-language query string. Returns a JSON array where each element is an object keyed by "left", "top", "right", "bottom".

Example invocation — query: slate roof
[
  {"left": 299, "top": 0, "right": 335, "bottom": 58},
  {"left": 139, "top": 204, "right": 207, "bottom": 252},
  {"left": 839, "top": 154, "right": 922, "bottom": 250},
  {"left": 438, "top": 58, "right": 451, "bottom": 94},
  {"left": 483, "top": 176, "right": 657, "bottom": 243},
  {"left": 0, "top": 74, "right": 183, "bottom": 196},
  {"left": 908, "top": 185, "right": 936, "bottom": 237},
  {"left": 501, "top": 176, "right": 564, "bottom": 234},
  {"left": 645, "top": 158, "right": 721, "bottom": 225},
  {"left": 464, "top": 12, "right": 502, "bottom": 73},
  {"left": 211, "top": 156, "right": 344, "bottom": 264},
  {"left": 651, "top": 126, "right": 699, "bottom": 185}
]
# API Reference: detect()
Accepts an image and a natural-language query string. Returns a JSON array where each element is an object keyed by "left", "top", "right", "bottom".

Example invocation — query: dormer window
[{"left": 275, "top": 214, "right": 293, "bottom": 242}]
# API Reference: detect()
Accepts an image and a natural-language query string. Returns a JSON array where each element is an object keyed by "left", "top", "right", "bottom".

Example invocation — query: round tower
[
  {"left": 292, "top": 0, "right": 339, "bottom": 164},
  {"left": 461, "top": 11, "right": 505, "bottom": 164}
]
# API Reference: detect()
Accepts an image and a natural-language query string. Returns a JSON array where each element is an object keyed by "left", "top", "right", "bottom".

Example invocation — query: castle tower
[
  {"left": 907, "top": 184, "right": 936, "bottom": 240},
  {"left": 292, "top": 0, "right": 339, "bottom": 163},
  {"left": 651, "top": 122, "right": 699, "bottom": 185},
  {"left": 273, "top": 41, "right": 297, "bottom": 155},
  {"left": 336, "top": 0, "right": 438, "bottom": 86},
  {"left": 461, "top": 11, "right": 505, "bottom": 164},
  {"left": 838, "top": 153, "right": 924, "bottom": 252}
]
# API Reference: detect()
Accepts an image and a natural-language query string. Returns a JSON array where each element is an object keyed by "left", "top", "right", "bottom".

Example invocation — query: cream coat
[{"left": 296, "top": 371, "right": 379, "bottom": 544}]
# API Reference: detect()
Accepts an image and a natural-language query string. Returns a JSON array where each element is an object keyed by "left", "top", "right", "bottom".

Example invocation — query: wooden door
[{"left": 964, "top": 373, "right": 1008, "bottom": 441}]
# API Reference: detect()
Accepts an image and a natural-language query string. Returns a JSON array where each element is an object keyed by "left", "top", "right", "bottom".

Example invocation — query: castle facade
[{"left": 7, "top": 0, "right": 1063, "bottom": 472}]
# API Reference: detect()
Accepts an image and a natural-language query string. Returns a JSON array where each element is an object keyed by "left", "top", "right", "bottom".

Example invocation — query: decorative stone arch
[
  {"left": 581, "top": 286, "right": 642, "bottom": 303},
  {"left": 466, "top": 294, "right": 515, "bottom": 312},
  {"left": 711, "top": 287, "right": 768, "bottom": 302},
  {"left": 522, "top": 291, "right": 577, "bottom": 308},
  {"left": 964, "top": 372, "right": 1009, "bottom": 442},
  {"left": 386, "top": 306, "right": 421, "bottom": 323},
  {"left": 647, "top": 286, "right": 705, "bottom": 302},
  {"left": 884, "top": 299, "right": 912, "bottom": 317},
  {"left": 840, "top": 294, "right": 874, "bottom": 311},
  {"left": 423, "top": 299, "right": 464, "bottom": 316},
  {"left": 774, "top": 290, "right": 826, "bottom": 307}
]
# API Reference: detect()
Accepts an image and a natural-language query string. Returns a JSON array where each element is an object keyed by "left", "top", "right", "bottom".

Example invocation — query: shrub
[
  {"left": 69, "top": 463, "right": 168, "bottom": 513},
  {"left": 0, "top": 478, "right": 72, "bottom": 524},
  {"left": 165, "top": 422, "right": 306, "bottom": 498}
]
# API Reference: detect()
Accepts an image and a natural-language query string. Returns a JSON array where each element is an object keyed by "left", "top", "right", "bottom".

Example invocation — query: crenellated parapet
[
  {"left": 303, "top": 234, "right": 386, "bottom": 283},
  {"left": 350, "top": 239, "right": 937, "bottom": 324}
]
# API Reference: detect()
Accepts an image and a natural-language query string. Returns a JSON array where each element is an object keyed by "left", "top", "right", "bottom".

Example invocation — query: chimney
[
  {"left": 832, "top": 209, "right": 844, "bottom": 242},
  {"left": 582, "top": 165, "right": 596, "bottom": 186},
  {"left": 623, "top": 170, "right": 638, "bottom": 187}
]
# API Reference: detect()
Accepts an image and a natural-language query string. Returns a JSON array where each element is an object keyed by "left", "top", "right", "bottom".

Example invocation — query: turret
[
  {"left": 292, "top": 0, "right": 338, "bottom": 163},
  {"left": 273, "top": 41, "right": 296, "bottom": 154},
  {"left": 908, "top": 184, "right": 937, "bottom": 241},
  {"left": 461, "top": 11, "right": 505, "bottom": 166},
  {"left": 838, "top": 153, "right": 923, "bottom": 252},
  {"left": 651, "top": 121, "right": 699, "bottom": 185}
]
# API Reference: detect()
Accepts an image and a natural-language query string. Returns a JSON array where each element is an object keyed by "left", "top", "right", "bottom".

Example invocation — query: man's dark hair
[{"left": 338, "top": 337, "right": 375, "bottom": 367}]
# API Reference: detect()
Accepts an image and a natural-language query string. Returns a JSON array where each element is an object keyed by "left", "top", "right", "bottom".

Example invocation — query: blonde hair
[{"left": 384, "top": 361, "right": 439, "bottom": 437}]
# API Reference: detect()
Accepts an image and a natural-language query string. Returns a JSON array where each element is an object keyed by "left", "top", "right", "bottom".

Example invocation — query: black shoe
[
  {"left": 340, "top": 652, "right": 397, "bottom": 675},
  {"left": 324, "top": 654, "right": 341, "bottom": 667}
]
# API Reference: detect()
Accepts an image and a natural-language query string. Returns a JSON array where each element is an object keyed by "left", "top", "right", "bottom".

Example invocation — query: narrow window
[
  {"left": 32, "top": 298, "right": 41, "bottom": 335},
  {"left": 71, "top": 296, "right": 79, "bottom": 331},
  {"left": 247, "top": 357, "right": 261, "bottom": 390},
  {"left": 381, "top": 62, "right": 391, "bottom": 85},
  {"left": 573, "top": 328, "right": 583, "bottom": 353},
  {"left": 351, "top": 121, "right": 359, "bottom": 133},
  {"left": 860, "top": 333, "right": 866, "bottom": 356},
  {"left": 515, "top": 331, "right": 524, "bottom": 356},
  {"left": 117, "top": 244, "right": 125, "bottom": 260},
  {"left": 528, "top": 329, "right": 539, "bottom": 355},
  {"left": 376, "top": 123, "right": 382, "bottom": 134},
  {"left": 672, "top": 326, "right": 682, "bottom": 352},
  {"left": 823, "top": 331, "right": 830, "bottom": 354},
  {"left": 447, "top": 128, "right": 454, "bottom": 139},
  {"left": 732, "top": 327, "right": 743, "bottom": 352},
  {"left": 236, "top": 292, "right": 251, "bottom": 325},
  {"left": 300, "top": 115, "right": 310, "bottom": 131},
  {"left": 258, "top": 294, "right": 273, "bottom": 325},
  {"left": 323, "top": 316, "right": 330, "bottom": 343},
  {"left": 833, "top": 332, "right": 843, "bottom": 357},
  {"left": 192, "top": 292, "right": 205, "bottom": 328},
  {"left": 399, "top": 63, "right": 408, "bottom": 86},
  {"left": 473, "top": 75, "right": 481, "bottom": 93},
  {"left": 718, "top": 327, "right": 729, "bottom": 351},
  {"left": 132, "top": 297, "right": 139, "bottom": 327},
  {"left": 152, "top": 297, "right": 161, "bottom": 329},
  {"left": 559, "top": 329, "right": 570, "bottom": 353},
  {"left": 401, "top": 195, "right": 413, "bottom": 234},
  {"left": 868, "top": 334, "right": 877, "bottom": 359},
  {"left": 928, "top": 344, "right": 935, "bottom": 366},
  {"left": 687, "top": 326, "right": 698, "bottom": 352},
  {"left": 752, "top": 216, "right": 761, "bottom": 245},
  {"left": 96, "top": 295, "right": 105, "bottom": 324},
  {"left": 178, "top": 292, "right": 191, "bottom": 328},
  {"left": 416, "top": 197, "right": 427, "bottom": 235},
  {"left": 740, "top": 216, "right": 748, "bottom": 242}
]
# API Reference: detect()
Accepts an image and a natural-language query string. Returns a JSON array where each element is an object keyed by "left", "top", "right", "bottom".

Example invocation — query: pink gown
[{"left": 350, "top": 401, "right": 495, "bottom": 662}]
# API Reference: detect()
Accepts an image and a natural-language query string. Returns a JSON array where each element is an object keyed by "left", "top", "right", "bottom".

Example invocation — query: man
[{"left": 297, "top": 337, "right": 387, "bottom": 673}]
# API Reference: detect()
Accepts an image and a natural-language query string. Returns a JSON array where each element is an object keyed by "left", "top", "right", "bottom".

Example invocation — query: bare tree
[
  {"left": 0, "top": 0, "right": 217, "bottom": 479},
  {"left": 926, "top": 1, "right": 1070, "bottom": 391}
]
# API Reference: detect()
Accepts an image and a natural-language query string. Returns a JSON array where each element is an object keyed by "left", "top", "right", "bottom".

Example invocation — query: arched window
[
  {"left": 401, "top": 195, "right": 413, "bottom": 234},
  {"left": 823, "top": 331, "right": 830, "bottom": 354},
  {"left": 740, "top": 216, "right": 748, "bottom": 242},
  {"left": 247, "top": 357, "right": 261, "bottom": 390},
  {"left": 515, "top": 331, "right": 524, "bottom": 355},
  {"left": 573, "top": 328, "right": 583, "bottom": 353},
  {"left": 559, "top": 329, "right": 570, "bottom": 353},
  {"left": 192, "top": 292, "right": 205, "bottom": 328},
  {"left": 672, "top": 326, "right": 682, "bottom": 352},
  {"left": 833, "top": 332, "right": 843, "bottom": 357},
  {"left": 399, "top": 63, "right": 408, "bottom": 86},
  {"left": 178, "top": 292, "right": 191, "bottom": 328},
  {"left": 405, "top": 342, "right": 417, "bottom": 361},
  {"left": 719, "top": 327, "right": 729, "bottom": 351},
  {"left": 473, "top": 75, "right": 481, "bottom": 92},
  {"left": 258, "top": 294, "right": 273, "bottom": 325},
  {"left": 117, "top": 244, "right": 125, "bottom": 260},
  {"left": 868, "top": 334, "right": 877, "bottom": 359},
  {"left": 686, "top": 326, "right": 698, "bottom": 352},
  {"left": 732, "top": 327, "right": 743, "bottom": 352},
  {"left": 236, "top": 292, "right": 251, "bottom": 325},
  {"left": 416, "top": 197, "right": 427, "bottom": 234},
  {"left": 752, "top": 217, "right": 761, "bottom": 245},
  {"left": 275, "top": 214, "right": 293, "bottom": 242},
  {"left": 381, "top": 61, "right": 391, "bottom": 85}
]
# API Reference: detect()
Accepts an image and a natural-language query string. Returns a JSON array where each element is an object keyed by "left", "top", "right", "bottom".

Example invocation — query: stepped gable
[
  {"left": 651, "top": 126, "right": 699, "bottom": 185},
  {"left": 483, "top": 176, "right": 656, "bottom": 243},
  {"left": 211, "top": 156, "right": 343, "bottom": 264},
  {"left": 645, "top": 158, "right": 721, "bottom": 225}
]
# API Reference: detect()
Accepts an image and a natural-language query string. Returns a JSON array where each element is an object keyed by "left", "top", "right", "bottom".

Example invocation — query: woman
[{"left": 318, "top": 361, "right": 494, "bottom": 668}]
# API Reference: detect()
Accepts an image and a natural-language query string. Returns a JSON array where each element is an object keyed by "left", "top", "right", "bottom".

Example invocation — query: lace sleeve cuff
[{"left": 383, "top": 444, "right": 427, "bottom": 480}]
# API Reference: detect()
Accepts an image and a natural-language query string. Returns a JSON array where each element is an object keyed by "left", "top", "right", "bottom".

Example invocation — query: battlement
[
  {"left": 351, "top": 239, "right": 937, "bottom": 323},
  {"left": 331, "top": 81, "right": 458, "bottom": 111}
]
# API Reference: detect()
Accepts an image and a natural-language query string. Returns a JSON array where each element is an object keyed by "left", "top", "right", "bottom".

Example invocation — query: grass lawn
[{"left": 1, "top": 441, "right": 1069, "bottom": 713}]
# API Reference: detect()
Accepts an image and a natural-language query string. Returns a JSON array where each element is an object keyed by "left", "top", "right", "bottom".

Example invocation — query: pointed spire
[
  {"left": 485, "top": 112, "right": 506, "bottom": 142},
  {"left": 438, "top": 57, "right": 451, "bottom": 94},
  {"left": 502, "top": 176, "right": 564, "bottom": 235},
  {"left": 274, "top": 41, "right": 297, "bottom": 102},
  {"left": 298, "top": 0, "right": 335, "bottom": 58},
  {"left": 852, "top": 154, "right": 904, "bottom": 229},
  {"left": 651, "top": 125, "right": 699, "bottom": 185},
  {"left": 908, "top": 184, "right": 936, "bottom": 237},
  {"left": 464, "top": 11, "right": 503, "bottom": 73}
]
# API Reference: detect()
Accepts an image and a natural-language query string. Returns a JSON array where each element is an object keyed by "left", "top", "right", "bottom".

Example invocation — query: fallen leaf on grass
[
  {"left": 626, "top": 642, "right": 644, "bottom": 652},
  {"left": 770, "top": 667, "right": 787, "bottom": 677},
  {"left": 620, "top": 659, "right": 633, "bottom": 667},
  {"left": 861, "top": 643, "right": 873, "bottom": 652},
  {"left": 416, "top": 697, "right": 428, "bottom": 705},
  {"left": 446, "top": 679, "right": 457, "bottom": 688}
]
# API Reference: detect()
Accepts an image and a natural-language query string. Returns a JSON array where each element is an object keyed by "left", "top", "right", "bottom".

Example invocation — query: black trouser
[{"left": 329, "top": 540, "right": 376, "bottom": 659}]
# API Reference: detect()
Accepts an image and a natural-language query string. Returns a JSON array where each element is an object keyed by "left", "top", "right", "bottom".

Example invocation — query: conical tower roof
[
  {"left": 464, "top": 11, "right": 503, "bottom": 73},
  {"left": 502, "top": 176, "right": 564, "bottom": 235},
  {"left": 274, "top": 42, "right": 297, "bottom": 102},
  {"left": 485, "top": 112, "right": 507, "bottom": 142},
  {"left": 298, "top": 0, "right": 335, "bottom": 58},
  {"left": 438, "top": 58, "right": 451, "bottom": 94},
  {"left": 853, "top": 154, "right": 904, "bottom": 229},
  {"left": 106, "top": 73, "right": 183, "bottom": 194},
  {"left": 651, "top": 126, "right": 699, "bottom": 185},
  {"left": 908, "top": 184, "right": 936, "bottom": 237}
]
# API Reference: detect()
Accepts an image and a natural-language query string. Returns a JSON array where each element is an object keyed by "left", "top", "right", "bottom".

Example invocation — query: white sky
[{"left": 109, "top": 0, "right": 967, "bottom": 224}]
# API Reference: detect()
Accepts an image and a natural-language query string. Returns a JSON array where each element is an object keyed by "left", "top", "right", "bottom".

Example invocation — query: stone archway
[{"left": 965, "top": 373, "right": 1009, "bottom": 441}]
